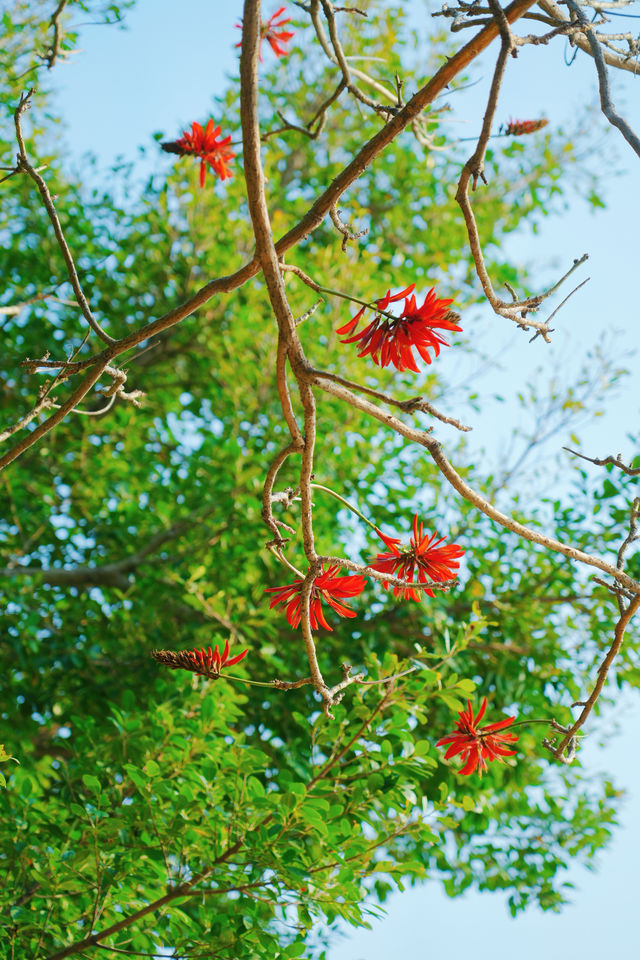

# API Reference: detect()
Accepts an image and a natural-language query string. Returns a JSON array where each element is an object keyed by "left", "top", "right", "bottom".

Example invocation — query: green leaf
[
  {"left": 82, "top": 774, "right": 101, "bottom": 794},
  {"left": 124, "top": 764, "right": 149, "bottom": 793},
  {"left": 284, "top": 942, "right": 307, "bottom": 957}
]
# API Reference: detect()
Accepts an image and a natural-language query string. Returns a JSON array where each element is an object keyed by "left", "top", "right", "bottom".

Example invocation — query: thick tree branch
[
  {"left": 240, "top": 1, "right": 329, "bottom": 705},
  {"left": 0, "top": 512, "right": 225, "bottom": 590}
]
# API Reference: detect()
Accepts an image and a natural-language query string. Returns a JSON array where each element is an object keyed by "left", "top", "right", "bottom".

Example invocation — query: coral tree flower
[
  {"left": 503, "top": 117, "right": 548, "bottom": 136},
  {"left": 370, "top": 514, "right": 464, "bottom": 601},
  {"left": 265, "top": 564, "right": 367, "bottom": 630},
  {"left": 236, "top": 6, "right": 294, "bottom": 59},
  {"left": 152, "top": 641, "right": 248, "bottom": 678},
  {"left": 436, "top": 699, "right": 519, "bottom": 776},
  {"left": 336, "top": 283, "right": 461, "bottom": 372},
  {"left": 161, "top": 119, "right": 234, "bottom": 187}
]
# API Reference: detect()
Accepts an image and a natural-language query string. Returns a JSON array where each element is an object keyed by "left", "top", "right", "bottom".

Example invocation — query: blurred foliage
[{"left": 0, "top": 1, "right": 637, "bottom": 957}]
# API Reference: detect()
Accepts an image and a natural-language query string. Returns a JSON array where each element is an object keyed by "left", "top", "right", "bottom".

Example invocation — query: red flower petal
[
  {"left": 437, "top": 699, "right": 519, "bottom": 775},
  {"left": 265, "top": 564, "right": 366, "bottom": 630},
  {"left": 369, "top": 514, "right": 463, "bottom": 603},
  {"left": 376, "top": 283, "right": 416, "bottom": 310},
  {"left": 335, "top": 312, "right": 362, "bottom": 336},
  {"left": 225, "top": 647, "right": 249, "bottom": 667},
  {"left": 161, "top": 118, "right": 234, "bottom": 187}
]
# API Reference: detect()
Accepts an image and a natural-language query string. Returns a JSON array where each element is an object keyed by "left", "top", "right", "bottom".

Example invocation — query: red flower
[
  {"left": 265, "top": 564, "right": 367, "bottom": 630},
  {"left": 161, "top": 119, "right": 234, "bottom": 187},
  {"left": 151, "top": 640, "right": 248, "bottom": 678},
  {"left": 436, "top": 699, "right": 518, "bottom": 776},
  {"left": 189, "top": 641, "right": 248, "bottom": 676},
  {"left": 503, "top": 117, "right": 548, "bottom": 136},
  {"left": 336, "top": 284, "right": 461, "bottom": 373},
  {"left": 369, "top": 514, "right": 463, "bottom": 601},
  {"left": 236, "top": 6, "right": 294, "bottom": 60}
]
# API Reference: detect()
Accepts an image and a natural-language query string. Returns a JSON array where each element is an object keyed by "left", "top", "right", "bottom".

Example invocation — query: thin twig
[
  {"left": 12, "top": 91, "right": 115, "bottom": 344},
  {"left": 312, "top": 374, "right": 640, "bottom": 595},
  {"left": 563, "top": 447, "right": 640, "bottom": 476},
  {"left": 262, "top": 81, "right": 347, "bottom": 141},
  {"left": 0, "top": 393, "right": 57, "bottom": 444},
  {"left": 318, "top": 554, "right": 457, "bottom": 594},
  {"left": 240, "top": 0, "right": 325, "bottom": 704},
  {"left": 455, "top": 1, "right": 548, "bottom": 334},
  {"left": 312, "top": 0, "right": 396, "bottom": 115},
  {"left": 275, "top": 335, "right": 304, "bottom": 447},
  {"left": 43, "top": 0, "right": 70, "bottom": 69},
  {"left": 42, "top": 838, "right": 245, "bottom": 960},
  {"left": 545, "top": 594, "right": 640, "bottom": 762},
  {"left": 0, "top": 292, "right": 78, "bottom": 316},
  {"left": 262, "top": 441, "right": 299, "bottom": 545},
  {"left": 452, "top": 7, "right": 591, "bottom": 338},
  {"left": 617, "top": 498, "right": 640, "bottom": 572},
  {"left": 310, "top": 482, "right": 378, "bottom": 531},
  {"left": 566, "top": 0, "right": 640, "bottom": 158},
  {"left": 615, "top": 498, "right": 640, "bottom": 612},
  {"left": 538, "top": 0, "right": 640, "bottom": 75},
  {"left": 42, "top": 688, "right": 395, "bottom": 959},
  {"left": 308, "top": 368, "right": 472, "bottom": 431},
  {"left": 528, "top": 276, "right": 590, "bottom": 342},
  {"left": 329, "top": 203, "right": 368, "bottom": 250}
]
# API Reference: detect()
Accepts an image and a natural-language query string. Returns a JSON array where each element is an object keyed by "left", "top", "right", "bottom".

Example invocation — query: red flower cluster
[
  {"left": 161, "top": 119, "right": 234, "bottom": 187},
  {"left": 236, "top": 6, "right": 294, "bottom": 59},
  {"left": 265, "top": 564, "right": 367, "bottom": 630},
  {"left": 336, "top": 284, "right": 461, "bottom": 372},
  {"left": 436, "top": 699, "right": 518, "bottom": 776},
  {"left": 503, "top": 117, "right": 548, "bottom": 136},
  {"left": 151, "top": 641, "right": 248, "bottom": 679},
  {"left": 189, "top": 640, "right": 248, "bottom": 676},
  {"left": 370, "top": 514, "right": 463, "bottom": 601}
]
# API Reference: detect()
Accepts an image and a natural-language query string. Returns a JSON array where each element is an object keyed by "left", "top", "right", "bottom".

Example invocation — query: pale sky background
[{"left": 46, "top": 1, "right": 640, "bottom": 957}]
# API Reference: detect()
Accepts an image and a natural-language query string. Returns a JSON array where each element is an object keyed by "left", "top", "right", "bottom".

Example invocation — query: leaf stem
[
  {"left": 310, "top": 483, "right": 379, "bottom": 533},
  {"left": 508, "top": 718, "right": 570, "bottom": 729},
  {"left": 219, "top": 673, "right": 275, "bottom": 688}
]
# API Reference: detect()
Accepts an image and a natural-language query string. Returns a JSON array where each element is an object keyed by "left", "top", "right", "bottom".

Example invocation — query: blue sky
[{"left": 47, "top": 1, "right": 640, "bottom": 957}]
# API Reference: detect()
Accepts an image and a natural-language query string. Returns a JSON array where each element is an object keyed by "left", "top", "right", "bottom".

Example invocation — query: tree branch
[
  {"left": 43, "top": 0, "right": 70, "bottom": 69},
  {"left": 0, "top": 511, "right": 226, "bottom": 590},
  {"left": 566, "top": 0, "right": 640, "bottom": 159},
  {"left": 310, "top": 372, "right": 640, "bottom": 595},
  {"left": 544, "top": 593, "right": 640, "bottom": 761},
  {"left": 564, "top": 447, "right": 640, "bottom": 476},
  {"left": 538, "top": 0, "right": 640, "bottom": 74},
  {"left": 0, "top": 2, "right": 542, "bottom": 470},
  {"left": 12, "top": 90, "right": 115, "bottom": 344}
]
